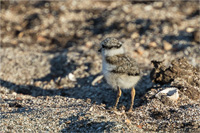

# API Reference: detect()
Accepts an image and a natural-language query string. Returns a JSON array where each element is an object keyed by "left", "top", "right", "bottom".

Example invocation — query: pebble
[
  {"left": 137, "top": 124, "right": 143, "bottom": 129},
  {"left": 125, "top": 119, "right": 131, "bottom": 125},
  {"left": 153, "top": 2, "right": 163, "bottom": 9},
  {"left": 91, "top": 75, "right": 103, "bottom": 86},
  {"left": 127, "top": 23, "right": 136, "bottom": 32},
  {"left": 156, "top": 87, "right": 179, "bottom": 101},
  {"left": 186, "top": 27, "right": 195, "bottom": 33},
  {"left": 68, "top": 73, "right": 76, "bottom": 82},
  {"left": 65, "top": 120, "right": 71, "bottom": 124},
  {"left": 131, "top": 32, "right": 139, "bottom": 39},
  {"left": 16, "top": 97, "right": 22, "bottom": 100},
  {"left": 18, "top": 32, "right": 24, "bottom": 38},
  {"left": 37, "top": 36, "right": 48, "bottom": 42},
  {"left": 144, "top": 5, "right": 152, "bottom": 11},
  {"left": 85, "top": 41, "right": 93, "bottom": 48},
  {"left": 140, "top": 39, "right": 145, "bottom": 44},
  {"left": 149, "top": 42, "right": 157, "bottom": 48},
  {"left": 135, "top": 43, "right": 140, "bottom": 47},
  {"left": 163, "top": 41, "right": 173, "bottom": 50},
  {"left": 136, "top": 47, "right": 144, "bottom": 55},
  {"left": 35, "top": 81, "right": 42, "bottom": 87},
  {"left": 194, "top": 30, "right": 200, "bottom": 43},
  {"left": 86, "top": 98, "right": 91, "bottom": 104},
  {"left": 10, "top": 40, "right": 18, "bottom": 45}
]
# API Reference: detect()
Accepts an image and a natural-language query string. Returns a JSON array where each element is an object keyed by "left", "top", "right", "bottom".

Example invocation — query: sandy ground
[{"left": 0, "top": 0, "right": 200, "bottom": 132}]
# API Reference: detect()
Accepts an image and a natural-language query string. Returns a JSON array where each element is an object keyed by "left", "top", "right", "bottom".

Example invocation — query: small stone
[
  {"left": 35, "top": 81, "right": 42, "bottom": 87},
  {"left": 136, "top": 47, "right": 144, "bottom": 55},
  {"left": 58, "top": 86, "right": 63, "bottom": 89},
  {"left": 68, "top": 73, "right": 76, "bottom": 81},
  {"left": 140, "top": 39, "right": 145, "bottom": 44},
  {"left": 10, "top": 40, "right": 18, "bottom": 45},
  {"left": 18, "top": 32, "right": 24, "bottom": 38},
  {"left": 91, "top": 75, "right": 103, "bottom": 86},
  {"left": 137, "top": 124, "right": 143, "bottom": 129},
  {"left": 127, "top": 23, "right": 136, "bottom": 32},
  {"left": 149, "top": 42, "right": 157, "bottom": 47},
  {"left": 125, "top": 118, "right": 131, "bottom": 125},
  {"left": 78, "top": 116, "right": 84, "bottom": 121},
  {"left": 86, "top": 98, "right": 91, "bottom": 103},
  {"left": 122, "top": 5, "right": 130, "bottom": 13},
  {"left": 194, "top": 30, "right": 200, "bottom": 43},
  {"left": 55, "top": 77, "right": 61, "bottom": 85},
  {"left": 131, "top": 32, "right": 139, "bottom": 39},
  {"left": 163, "top": 41, "right": 172, "bottom": 50},
  {"left": 135, "top": 43, "right": 140, "bottom": 47},
  {"left": 50, "top": 79, "right": 55, "bottom": 85},
  {"left": 37, "top": 36, "right": 48, "bottom": 42},
  {"left": 186, "top": 27, "right": 195, "bottom": 33},
  {"left": 153, "top": 2, "right": 163, "bottom": 9},
  {"left": 12, "top": 91, "right": 17, "bottom": 96},
  {"left": 89, "top": 106, "right": 93, "bottom": 111},
  {"left": 156, "top": 87, "right": 179, "bottom": 101},
  {"left": 15, "top": 25, "right": 23, "bottom": 31},
  {"left": 65, "top": 120, "right": 71, "bottom": 124},
  {"left": 119, "top": 105, "right": 126, "bottom": 111},
  {"left": 7, "top": 126, "right": 13, "bottom": 129},
  {"left": 85, "top": 41, "right": 93, "bottom": 48},
  {"left": 144, "top": 5, "right": 152, "bottom": 11},
  {"left": 16, "top": 97, "right": 22, "bottom": 100}
]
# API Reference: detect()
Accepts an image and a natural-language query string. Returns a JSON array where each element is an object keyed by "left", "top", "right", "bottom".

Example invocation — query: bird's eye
[
  {"left": 102, "top": 45, "right": 106, "bottom": 48},
  {"left": 117, "top": 42, "right": 122, "bottom": 48}
]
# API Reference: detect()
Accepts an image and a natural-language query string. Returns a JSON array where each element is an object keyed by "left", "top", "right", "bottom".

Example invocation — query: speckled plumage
[
  {"left": 100, "top": 37, "right": 141, "bottom": 111},
  {"left": 100, "top": 37, "right": 141, "bottom": 89},
  {"left": 100, "top": 37, "right": 122, "bottom": 49},
  {"left": 105, "top": 54, "right": 140, "bottom": 76}
]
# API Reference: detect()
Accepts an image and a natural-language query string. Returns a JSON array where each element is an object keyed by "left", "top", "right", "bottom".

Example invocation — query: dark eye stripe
[{"left": 102, "top": 44, "right": 122, "bottom": 49}]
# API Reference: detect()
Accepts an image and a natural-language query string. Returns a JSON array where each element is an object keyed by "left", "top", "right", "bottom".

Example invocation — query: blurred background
[{"left": 1, "top": 0, "right": 199, "bottom": 57}]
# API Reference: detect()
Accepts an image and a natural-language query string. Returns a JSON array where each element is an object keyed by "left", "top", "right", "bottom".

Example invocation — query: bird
[{"left": 99, "top": 37, "right": 141, "bottom": 112}]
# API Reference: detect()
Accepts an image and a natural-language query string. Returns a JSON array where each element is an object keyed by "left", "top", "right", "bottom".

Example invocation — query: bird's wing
[{"left": 105, "top": 54, "right": 140, "bottom": 76}]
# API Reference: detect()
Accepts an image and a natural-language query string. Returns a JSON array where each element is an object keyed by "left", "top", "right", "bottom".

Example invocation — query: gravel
[{"left": 0, "top": 0, "right": 200, "bottom": 132}]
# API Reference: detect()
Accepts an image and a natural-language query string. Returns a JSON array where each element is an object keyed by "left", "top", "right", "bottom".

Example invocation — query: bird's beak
[{"left": 98, "top": 48, "right": 102, "bottom": 52}]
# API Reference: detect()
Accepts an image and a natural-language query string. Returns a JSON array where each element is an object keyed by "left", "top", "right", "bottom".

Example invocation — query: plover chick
[{"left": 99, "top": 37, "right": 141, "bottom": 112}]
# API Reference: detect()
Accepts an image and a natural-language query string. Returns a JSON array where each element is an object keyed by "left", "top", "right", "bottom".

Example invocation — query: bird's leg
[
  {"left": 113, "top": 86, "right": 121, "bottom": 110},
  {"left": 128, "top": 87, "right": 135, "bottom": 112}
]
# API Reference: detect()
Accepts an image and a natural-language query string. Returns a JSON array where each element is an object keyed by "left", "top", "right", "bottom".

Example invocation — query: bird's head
[{"left": 99, "top": 37, "right": 125, "bottom": 57}]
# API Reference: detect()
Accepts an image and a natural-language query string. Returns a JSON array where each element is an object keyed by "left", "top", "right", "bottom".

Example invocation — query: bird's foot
[
  {"left": 109, "top": 106, "right": 118, "bottom": 111},
  {"left": 127, "top": 108, "right": 132, "bottom": 112}
]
